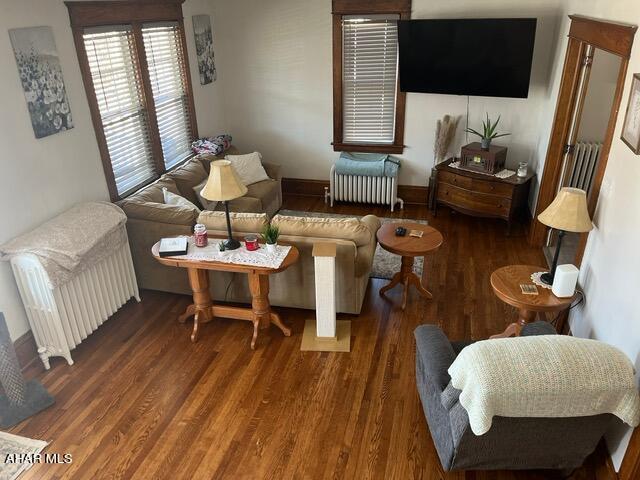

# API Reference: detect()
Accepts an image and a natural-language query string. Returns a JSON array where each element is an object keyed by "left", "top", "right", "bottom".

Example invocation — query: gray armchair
[{"left": 414, "top": 322, "right": 620, "bottom": 471}]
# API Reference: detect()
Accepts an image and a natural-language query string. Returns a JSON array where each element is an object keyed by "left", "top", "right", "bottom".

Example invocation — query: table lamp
[
  {"left": 537, "top": 187, "right": 593, "bottom": 285},
  {"left": 200, "top": 160, "right": 248, "bottom": 250}
]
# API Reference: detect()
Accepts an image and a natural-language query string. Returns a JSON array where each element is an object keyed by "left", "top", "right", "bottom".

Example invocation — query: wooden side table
[
  {"left": 490, "top": 265, "right": 577, "bottom": 338},
  {"left": 152, "top": 240, "right": 299, "bottom": 349},
  {"left": 376, "top": 222, "right": 443, "bottom": 309}
]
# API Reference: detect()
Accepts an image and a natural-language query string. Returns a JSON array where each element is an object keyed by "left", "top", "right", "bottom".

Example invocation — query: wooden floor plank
[{"left": 10, "top": 197, "right": 607, "bottom": 479}]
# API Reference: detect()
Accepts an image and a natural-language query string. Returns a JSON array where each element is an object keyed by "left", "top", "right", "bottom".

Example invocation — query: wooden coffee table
[
  {"left": 152, "top": 239, "right": 299, "bottom": 349},
  {"left": 490, "top": 265, "right": 577, "bottom": 338},
  {"left": 376, "top": 222, "right": 443, "bottom": 309}
]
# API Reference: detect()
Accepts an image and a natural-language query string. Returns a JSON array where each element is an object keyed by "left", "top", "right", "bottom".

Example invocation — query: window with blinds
[
  {"left": 84, "top": 26, "right": 156, "bottom": 197},
  {"left": 342, "top": 16, "right": 399, "bottom": 145},
  {"left": 142, "top": 22, "right": 193, "bottom": 170}
]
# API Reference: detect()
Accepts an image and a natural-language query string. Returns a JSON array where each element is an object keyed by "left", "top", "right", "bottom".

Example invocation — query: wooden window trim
[
  {"left": 66, "top": 0, "right": 199, "bottom": 201},
  {"left": 332, "top": 0, "right": 410, "bottom": 154}
]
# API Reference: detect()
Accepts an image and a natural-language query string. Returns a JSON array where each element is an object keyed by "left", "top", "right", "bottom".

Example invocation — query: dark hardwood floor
[{"left": 11, "top": 195, "right": 608, "bottom": 479}]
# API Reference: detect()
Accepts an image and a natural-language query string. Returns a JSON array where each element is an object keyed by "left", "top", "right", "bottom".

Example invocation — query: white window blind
[
  {"left": 342, "top": 16, "right": 399, "bottom": 145},
  {"left": 142, "top": 22, "right": 193, "bottom": 170},
  {"left": 84, "top": 26, "right": 156, "bottom": 197}
]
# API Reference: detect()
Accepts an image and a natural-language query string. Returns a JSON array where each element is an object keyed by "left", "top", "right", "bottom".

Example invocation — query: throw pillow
[
  {"left": 225, "top": 151, "right": 270, "bottom": 186},
  {"left": 162, "top": 187, "right": 201, "bottom": 212},
  {"left": 193, "top": 179, "right": 218, "bottom": 211}
]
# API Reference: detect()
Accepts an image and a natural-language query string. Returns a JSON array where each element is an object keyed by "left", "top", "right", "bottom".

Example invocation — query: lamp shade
[
  {"left": 200, "top": 160, "right": 248, "bottom": 201},
  {"left": 538, "top": 187, "right": 593, "bottom": 233}
]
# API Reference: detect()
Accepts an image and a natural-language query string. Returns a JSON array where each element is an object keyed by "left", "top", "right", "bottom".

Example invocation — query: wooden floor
[{"left": 12, "top": 195, "right": 608, "bottom": 479}]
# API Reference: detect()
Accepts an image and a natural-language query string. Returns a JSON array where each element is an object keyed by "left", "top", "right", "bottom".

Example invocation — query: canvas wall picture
[
  {"left": 9, "top": 26, "right": 74, "bottom": 139},
  {"left": 621, "top": 73, "right": 640, "bottom": 154},
  {"left": 192, "top": 15, "right": 216, "bottom": 85}
]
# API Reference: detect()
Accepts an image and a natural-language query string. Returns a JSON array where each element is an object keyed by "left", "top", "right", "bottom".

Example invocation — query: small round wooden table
[
  {"left": 490, "top": 265, "right": 577, "bottom": 338},
  {"left": 376, "top": 222, "right": 443, "bottom": 309},
  {"left": 152, "top": 239, "right": 299, "bottom": 349}
]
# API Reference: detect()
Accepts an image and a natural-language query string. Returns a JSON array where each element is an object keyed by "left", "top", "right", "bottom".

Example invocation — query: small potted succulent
[
  {"left": 261, "top": 224, "right": 280, "bottom": 253},
  {"left": 465, "top": 113, "right": 510, "bottom": 150},
  {"left": 217, "top": 241, "right": 228, "bottom": 257}
]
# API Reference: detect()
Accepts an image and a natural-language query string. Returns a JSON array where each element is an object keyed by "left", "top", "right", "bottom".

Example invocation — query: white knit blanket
[
  {"left": 448, "top": 335, "right": 640, "bottom": 435},
  {"left": 0, "top": 202, "right": 127, "bottom": 288}
]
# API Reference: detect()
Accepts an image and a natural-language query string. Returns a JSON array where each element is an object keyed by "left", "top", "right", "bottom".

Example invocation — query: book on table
[{"left": 159, "top": 237, "right": 188, "bottom": 257}]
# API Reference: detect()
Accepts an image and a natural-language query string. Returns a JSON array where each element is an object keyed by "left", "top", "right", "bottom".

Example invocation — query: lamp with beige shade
[
  {"left": 200, "top": 160, "right": 248, "bottom": 250},
  {"left": 538, "top": 187, "right": 593, "bottom": 285}
]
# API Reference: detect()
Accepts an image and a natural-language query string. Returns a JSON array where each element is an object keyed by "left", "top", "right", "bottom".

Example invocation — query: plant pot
[
  {"left": 265, "top": 243, "right": 277, "bottom": 253},
  {"left": 481, "top": 138, "right": 491, "bottom": 150}
]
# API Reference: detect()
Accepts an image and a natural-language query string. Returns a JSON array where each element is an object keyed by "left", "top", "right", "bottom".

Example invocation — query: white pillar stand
[{"left": 300, "top": 243, "right": 350, "bottom": 352}]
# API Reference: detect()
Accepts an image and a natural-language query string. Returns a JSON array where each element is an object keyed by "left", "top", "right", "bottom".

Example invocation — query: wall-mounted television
[{"left": 398, "top": 18, "right": 537, "bottom": 98}]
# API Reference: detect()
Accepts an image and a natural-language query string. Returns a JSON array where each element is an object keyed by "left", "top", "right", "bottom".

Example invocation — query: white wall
[
  {"left": 0, "top": 0, "right": 223, "bottom": 341},
  {"left": 210, "top": 0, "right": 563, "bottom": 188},
  {"left": 577, "top": 49, "right": 621, "bottom": 143},
  {"left": 556, "top": 1, "right": 640, "bottom": 472}
]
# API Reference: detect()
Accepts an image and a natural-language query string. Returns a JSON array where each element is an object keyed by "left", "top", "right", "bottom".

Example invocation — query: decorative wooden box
[{"left": 460, "top": 142, "right": 507, "bottom": 174}]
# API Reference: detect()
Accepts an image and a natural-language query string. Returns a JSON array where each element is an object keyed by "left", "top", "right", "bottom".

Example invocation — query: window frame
[
  {"left": 332, "top": 0, "right": 410, "bottom": 154},
  {"left": 66, "top": 0, "right": 199, "bottom": 201}
]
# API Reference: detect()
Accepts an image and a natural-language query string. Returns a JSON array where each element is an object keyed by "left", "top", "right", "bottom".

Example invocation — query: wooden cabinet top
[{"left": 435, "top": 158, "right": 535, "bottom": 186}]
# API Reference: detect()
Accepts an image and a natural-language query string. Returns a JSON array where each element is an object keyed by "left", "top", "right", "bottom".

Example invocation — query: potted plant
[
  {"left": 261, "top": 224, "right": 280, "bottom": 253},
  {"left": 465, "top": 113, "right": 510, "bottom": 150},
  {"left": 217, "top": 241, "right": 227, "bottom": 257}
]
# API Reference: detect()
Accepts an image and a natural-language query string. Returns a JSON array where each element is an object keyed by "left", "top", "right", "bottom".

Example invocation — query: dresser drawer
[
  {"left": 438, "top": 170, "right": 473, "bottom": 190},
  {"left": 436, "top": 183, "right": 511, "bottom": 217},
  {"left": 438, "top": 170, "right": 513, "bottom": 197}
]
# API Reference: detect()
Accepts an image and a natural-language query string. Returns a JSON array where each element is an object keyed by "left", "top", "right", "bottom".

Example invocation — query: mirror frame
[{"left": 529, "top": 15, "right": 636, "bottom": 266}]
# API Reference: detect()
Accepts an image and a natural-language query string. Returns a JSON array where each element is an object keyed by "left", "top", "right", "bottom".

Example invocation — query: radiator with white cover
[
  {"left": 325, "top": 165, "right": 404, "bottom": 211},
  {"left": 10, "top": 240, "right": 140, "bottom": 369}
]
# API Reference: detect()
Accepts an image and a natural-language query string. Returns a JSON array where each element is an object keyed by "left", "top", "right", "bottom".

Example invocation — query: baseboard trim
[
  {"left": 14, "top": 330, "right": 38, "bottom": 371},
  {"left": 282, "top": 177, "right": 428, "bottom": 205}
]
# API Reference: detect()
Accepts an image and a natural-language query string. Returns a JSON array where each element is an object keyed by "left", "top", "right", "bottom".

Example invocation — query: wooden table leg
[
  {"left": 380, "top": 256, "right": 433, "bottom": 310},
  {"left": 490, "top": 308, "right": 537, "bottom": 339},
  {"left": 178, "top": 268, "right": 214, "bottom": 343},
  {"left": 247, "top": 272, "right": 291, "bottom": 349}
]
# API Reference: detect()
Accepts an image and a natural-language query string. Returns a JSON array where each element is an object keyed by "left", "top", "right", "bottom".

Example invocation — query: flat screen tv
[{"left": 398, "top": 18, "right": 537, "bottom": 98}]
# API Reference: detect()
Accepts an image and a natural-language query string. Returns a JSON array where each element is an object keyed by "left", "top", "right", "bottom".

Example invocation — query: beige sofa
[
  {"left": 124, "top": 210, "right": 380, "bottom": 315},
  {"left": 117, "top": 150, "right": 381, "bottom": 314},
  {"left": 200, "top": 211, "right": 380, "bottom": 314}
]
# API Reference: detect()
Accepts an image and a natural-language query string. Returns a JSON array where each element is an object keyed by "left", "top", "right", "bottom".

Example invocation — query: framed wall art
[{"left": 621, "top": 73, "right": 640, "bottom": 154}]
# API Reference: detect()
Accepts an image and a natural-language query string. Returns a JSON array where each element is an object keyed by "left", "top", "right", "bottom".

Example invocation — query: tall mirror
[{"left": 544, "top": 46, "right": 623, "bottom": 265}]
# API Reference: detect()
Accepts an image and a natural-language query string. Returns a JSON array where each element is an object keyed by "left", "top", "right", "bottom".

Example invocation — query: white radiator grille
[
  {"left": 327, "top": 165, "right": 403, "bottom": 211},
  {"left": 10, "top": 241, "right": 140, "bottom": 369}
]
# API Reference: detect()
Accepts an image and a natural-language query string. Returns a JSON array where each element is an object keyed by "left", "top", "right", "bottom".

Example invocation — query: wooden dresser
[{"left": 433, "top": 158, "right": 534, "bottom": 233}]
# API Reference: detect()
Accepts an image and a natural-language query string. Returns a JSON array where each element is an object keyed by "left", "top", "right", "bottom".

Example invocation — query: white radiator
[
  {"left": 10, "top": 241, "right": 140, "bottom": 369},
  {"left": 325, "top": 165, "right": 404, "bottom": 211},
  {"left": 568, "top": 141, "right": 602, "bottom": 194}
]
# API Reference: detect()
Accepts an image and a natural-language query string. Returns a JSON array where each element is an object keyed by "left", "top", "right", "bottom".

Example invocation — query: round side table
[
  {"left": 490, "top": 265, "right": 577, "bottom": 338},
  {"left": 376, "top": 222, "right": 443, "bottom": 309}
]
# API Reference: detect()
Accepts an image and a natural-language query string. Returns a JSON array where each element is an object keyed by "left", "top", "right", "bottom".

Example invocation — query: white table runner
[{"left": 167, "top": 236, "right": 291, "bottom": 269}]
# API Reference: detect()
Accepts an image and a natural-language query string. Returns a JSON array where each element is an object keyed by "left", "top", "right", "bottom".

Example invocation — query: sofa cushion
[
  {"left": 120, "top": 201, "right": 199, "bottom": 225},
  {"left": 193, "top": 179, "right": 218, "bottom": 211},
  {"left": 163, "top": 187, "right": 200, "bottom": 212},
  {"left": 226, "top": 196, "right": 263, "bottom": 213},
  {"left": 246, "top": 179, "right": 279, "bottom": 209},
  {"left": 126, "top": 176, "right": 181, "bottom": 205},
  {"left": 225, "top": 152, "right": 270, "bottom": 186},
  {"left": 169, "top": 158, "right": 208, "bottom": 205},
  {"left": 271, "top": 215, "right": 374, "bottom": 247},
  {"left": 197, "top": 211, "right": 268, "bottom": 234}
]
